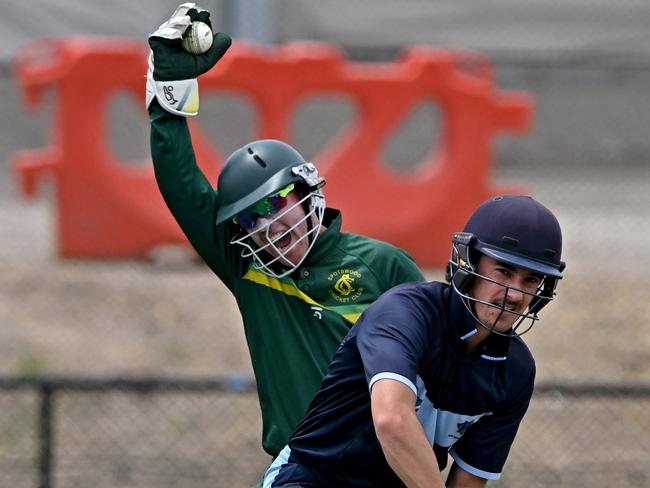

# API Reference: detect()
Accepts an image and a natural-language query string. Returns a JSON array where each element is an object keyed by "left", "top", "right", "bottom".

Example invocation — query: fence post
[
  {"left": 38, "top": 383, "right": 55, "bottom": 488},
  {"left": 222, "top": 0, "right": 277, "bottom": 43}
]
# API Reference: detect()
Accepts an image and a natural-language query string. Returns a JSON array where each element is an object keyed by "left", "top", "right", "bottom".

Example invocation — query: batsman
[{"left": 146, "top": 2, "right": 425, "bottom": 480}]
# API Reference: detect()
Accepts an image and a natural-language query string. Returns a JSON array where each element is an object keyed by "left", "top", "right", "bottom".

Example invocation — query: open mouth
[{"left": 269, "top": 231, "right": 292, "bottom": 251}]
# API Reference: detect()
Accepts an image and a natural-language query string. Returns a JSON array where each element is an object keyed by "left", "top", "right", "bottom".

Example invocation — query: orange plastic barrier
[{"left": 12, "top": 38, "right": 531, "bottom": 267}]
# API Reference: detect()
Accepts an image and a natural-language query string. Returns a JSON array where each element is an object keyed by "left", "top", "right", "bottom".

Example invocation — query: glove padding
[{"left": 146, "top": 2, "right": 231, "bottom": 116}]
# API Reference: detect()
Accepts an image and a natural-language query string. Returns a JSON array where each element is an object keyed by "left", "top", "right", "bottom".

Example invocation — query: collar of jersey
[
  {"left": 447, "top": 287, "right": 511, "bottom": 359},
  {"left": 300, "top": 208, "right": 342, "bottom": 266}
]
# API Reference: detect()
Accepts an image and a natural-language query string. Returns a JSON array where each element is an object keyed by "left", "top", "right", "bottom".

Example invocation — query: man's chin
[
  {"left": 480, "top": 313, "right": 518, "bottom": 332},
  {"left": 277, "top": 249, "right": 306, "bottom": 268},
  {"left": 495, "top": 317, "right": 519, "bottom": 332}
]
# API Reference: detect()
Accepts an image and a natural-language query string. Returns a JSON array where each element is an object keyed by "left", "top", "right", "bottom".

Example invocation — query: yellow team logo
[
  {"left": 334, "top": 274, "right": 355, "bottom": 296},
  {"left": 328, "top": 269, "right": 363, "bottom": 303}
]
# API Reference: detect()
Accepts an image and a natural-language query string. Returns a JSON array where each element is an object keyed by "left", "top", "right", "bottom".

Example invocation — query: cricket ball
[{"left": 181, "top": 21, "right": 213, "bottom": 54}]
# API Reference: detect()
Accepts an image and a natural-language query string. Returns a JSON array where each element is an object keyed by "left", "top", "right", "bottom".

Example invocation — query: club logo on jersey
[
  {"left": 335, "top": 274, "right": 355, "bottom": 296},
  {"left": 450, "top": 419, "right": 476, "bottom": 440},
  {"left": 328, "top": 269, "right": 364, "bottom": 303}
]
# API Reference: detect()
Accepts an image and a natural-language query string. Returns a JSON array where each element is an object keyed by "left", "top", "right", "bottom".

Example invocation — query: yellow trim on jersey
[
  {"left": 243, "top": 268, "right": 320, "bottom": 305},
  {"left": 342, "top": 312, "right": 362, "bottom": 323},
  {"left": 242, "top": 269, "right": 362, "bottom": 324}
]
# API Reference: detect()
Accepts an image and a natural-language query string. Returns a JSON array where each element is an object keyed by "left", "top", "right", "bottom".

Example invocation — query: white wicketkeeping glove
[{"left": 146, "top": 2, "right": 231, "bottom": 116}]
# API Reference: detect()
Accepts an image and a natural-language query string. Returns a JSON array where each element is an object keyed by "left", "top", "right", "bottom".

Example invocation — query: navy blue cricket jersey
[{"left": 265, "top": 281, "right": 536, "bottom": 488}]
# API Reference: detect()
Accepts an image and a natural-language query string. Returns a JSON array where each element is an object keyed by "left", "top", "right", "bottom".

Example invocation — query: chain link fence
[
  {"left": 0, "top": 378, "right": 264, "bottom": 488},
  {"left": 2, "top": 379, "right": 649, "bottom": 488},
  {"left": 1, "top": 1, "right": 649, "bottom": 486}
]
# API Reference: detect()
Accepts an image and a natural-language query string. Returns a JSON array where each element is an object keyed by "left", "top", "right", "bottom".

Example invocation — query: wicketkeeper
[{"left": 146, "top": 3, "right": 425, "bottom": 483}]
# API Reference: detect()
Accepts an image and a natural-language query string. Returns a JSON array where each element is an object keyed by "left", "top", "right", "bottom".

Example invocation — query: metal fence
[
  {"left": 0, "top": 376, "right": 262, "bottom": 488},
  {"left": 1, "top": 377, "right": 648, "bottom": 488}
]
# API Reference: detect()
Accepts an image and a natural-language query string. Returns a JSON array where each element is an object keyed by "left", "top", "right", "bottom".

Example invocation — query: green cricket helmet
[
  {"left": 215, "top": 139, "right": 323, "bottom": 226},
  {"left": 216, "top": 139, "right": 326, "bottom": 278}
]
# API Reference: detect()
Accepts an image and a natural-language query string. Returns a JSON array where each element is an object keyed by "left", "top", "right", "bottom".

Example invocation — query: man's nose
[
  {"left": 256, "top": 216, "right": 273, "bottom": 230},
  {"left": 505, "top": 283, "right": 524, "bottom": 305},
  {"left": 245, "top": 216, "right": 271, "bottom": 236}
]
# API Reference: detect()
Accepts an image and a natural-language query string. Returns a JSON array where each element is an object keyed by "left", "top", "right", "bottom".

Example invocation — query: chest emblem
[
  {"left": 328, "top": 269, "right": 364, "bottom": 303},
  {"left": 450, "top": 419, "right": 477, "bottom": 440},
  {"left": 334, "top": 274, "right": 355, "bottom": 296}
]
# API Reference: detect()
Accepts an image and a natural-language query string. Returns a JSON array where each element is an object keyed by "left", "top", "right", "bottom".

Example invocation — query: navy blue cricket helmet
[{"left": 449, "top": 195, "right": 566, "bottom": 335}]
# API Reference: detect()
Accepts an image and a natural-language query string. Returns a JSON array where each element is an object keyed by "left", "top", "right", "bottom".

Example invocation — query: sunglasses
[{"left": 233, "top": 184, "right": 295, "bottom": 229}]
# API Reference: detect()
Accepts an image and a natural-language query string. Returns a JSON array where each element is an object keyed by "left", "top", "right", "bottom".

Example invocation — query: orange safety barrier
[{"left": 12, "top": 38, "right": 531, "bottom": 267}]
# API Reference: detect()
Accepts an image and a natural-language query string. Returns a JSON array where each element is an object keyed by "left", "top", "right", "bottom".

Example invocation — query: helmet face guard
[
  {"left": 447, "top": 196, "right": 566, "bottom": 337},
  {"left": 214, "top": 140, "right": 327, "bottom": 278},
  {"left": 449, "top": 233, "right": 557, "bottom": 337},
  {"left": 230, "top": 188, "right": 326, "bottom": 278}
]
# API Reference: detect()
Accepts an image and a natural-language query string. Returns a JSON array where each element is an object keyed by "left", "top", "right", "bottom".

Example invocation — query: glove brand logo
[
  {"left": 163, "top": 85, "right": 178, "bottom": 105},
  {"left": 328, "top": 269, "right": 363, "bottom": 303}
]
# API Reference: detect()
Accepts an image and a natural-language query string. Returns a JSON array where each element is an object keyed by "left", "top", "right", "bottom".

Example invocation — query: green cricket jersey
[{"left": 149, "top": 101, "right": 425, "bottom": 456}]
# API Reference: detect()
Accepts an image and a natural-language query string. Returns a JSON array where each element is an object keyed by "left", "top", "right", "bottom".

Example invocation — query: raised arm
[
  {"left": 149, "top": 102, "right": 224, "bottom": 272},
  {"left": 146, "top": 4, "right": 237, "bottom": 280}
]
